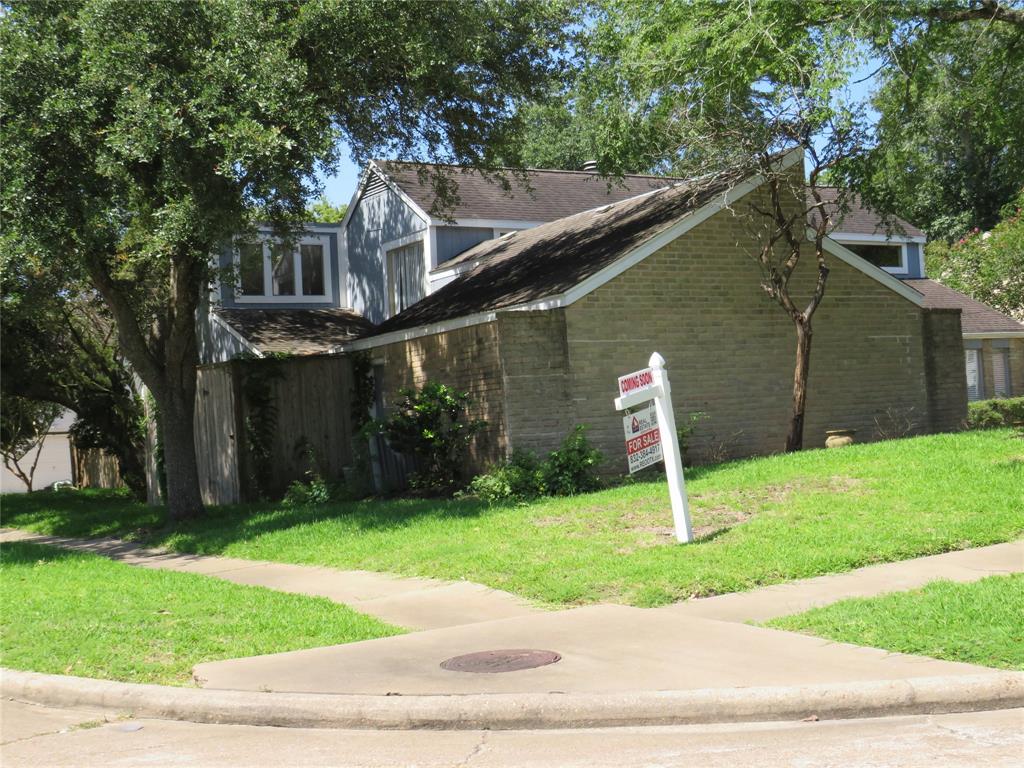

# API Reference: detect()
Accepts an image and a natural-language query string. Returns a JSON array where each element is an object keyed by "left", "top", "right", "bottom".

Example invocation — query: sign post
[{"left": 614, "top": 352, "right": 693, "bottom": 543}]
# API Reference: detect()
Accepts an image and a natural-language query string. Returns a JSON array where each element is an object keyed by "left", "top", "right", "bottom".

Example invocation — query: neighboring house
[
  {"left": 902, "top": 280, "right": 1023, "bottom": 401},
  {"left": 822, "top": 192, "right": 1024, "bottom": 402},
  {"left": 0, "top": 410, "right": 74, "bottom": 494}
]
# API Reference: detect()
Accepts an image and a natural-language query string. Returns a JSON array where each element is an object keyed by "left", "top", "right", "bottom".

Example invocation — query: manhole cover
[{"left": 440, "top": 649, "right": 561, "bottom": 673}]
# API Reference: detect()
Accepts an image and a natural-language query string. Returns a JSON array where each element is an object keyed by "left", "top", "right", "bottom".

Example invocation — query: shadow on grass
[
  {"left": 2, "top": 488, "right": 493, "bottom": 556},
  {"left": 0, "top": 540, "right": 89, "bottom": 565}
]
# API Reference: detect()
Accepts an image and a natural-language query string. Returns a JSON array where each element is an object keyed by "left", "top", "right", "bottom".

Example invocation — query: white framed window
[
  {"left": 965, "top": 348, "right": 984, "bottom": 402},
  {"left": 840, "top": 241, "right": 908, "bottom": 273},
  {"left": 233, "top": 236, "right": 332, "bottom": 303},
  {"left": 992, "top": 348, "right": 1011, "bottom": 398}
]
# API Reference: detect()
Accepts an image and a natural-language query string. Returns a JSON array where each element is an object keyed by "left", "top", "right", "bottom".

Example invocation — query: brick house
[{"left": 187, "top": 148, "right": 975, "bottom": 501}]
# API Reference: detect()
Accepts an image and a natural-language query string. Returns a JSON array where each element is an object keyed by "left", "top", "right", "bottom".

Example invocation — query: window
[
  {"left": 386, "top": 240, "right": 424, "bottom": 316},
  {"left": 233, "top": 238, "right": 331, "bottom": 302},
  {"left": 965, "top": 348, "right": 984, "bottom": 402},
  {"left": 843, "top": 243, "right": 904, "bottom": 269},
  {"left": 301, "top": 244, "right": 325, "bottom": 296},
  {"left": 992, "top": 348, "right": 1011, "bottom": 398},
  {"left": 238, "top": 243, "right": 264, "bottom": 296}
]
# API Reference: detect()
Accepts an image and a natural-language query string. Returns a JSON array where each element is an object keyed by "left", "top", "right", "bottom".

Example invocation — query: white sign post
[{"left": 613, "top": 352, "right": 693, "bottom": 543}]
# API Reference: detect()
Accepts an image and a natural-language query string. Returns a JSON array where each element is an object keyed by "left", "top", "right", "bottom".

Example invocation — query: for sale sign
[{"left": 623, "top": 402, "right": 662, "bottom": 473}]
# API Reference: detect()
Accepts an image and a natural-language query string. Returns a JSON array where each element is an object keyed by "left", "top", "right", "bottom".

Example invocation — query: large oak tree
[{"left": 1, "top": 0, "right": 566, "bottom": 519}]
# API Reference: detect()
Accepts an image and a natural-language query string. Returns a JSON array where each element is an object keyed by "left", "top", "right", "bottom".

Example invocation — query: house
[
  {"left": 1, "top": 410, "right": 74, "bottom": 493},
  {"left": 191, "top": 148, "right": 969, "bottom": 502},
  {"left": 819, "top": 192, "right": 1023, "bottom": 401}
]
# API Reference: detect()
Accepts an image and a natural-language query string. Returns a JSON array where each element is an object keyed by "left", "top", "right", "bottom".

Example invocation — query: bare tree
[{"left": 1, "top": 398, "right": 63, "bottom": 492}]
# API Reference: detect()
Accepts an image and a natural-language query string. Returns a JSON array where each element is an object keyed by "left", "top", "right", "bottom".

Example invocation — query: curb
[{"left": 3, "top": 668, "right": 1023, "bottom": 731}]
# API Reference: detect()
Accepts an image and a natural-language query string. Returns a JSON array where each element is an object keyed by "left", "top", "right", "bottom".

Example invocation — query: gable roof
[
  {"left": 367, "top": 176, "right": 734, "bottom": 338},
  {"left": 902, "top": 279, "right": 1024, "bottom": 335},
  {"left": 816, "top": 187, "right": 925, "bottom": 239},
  {"left": 215, "top": 308, "right": 376, "bottom": 356},
  {"left": 373, "top": 161, "right": 684, "bottom": 222}
]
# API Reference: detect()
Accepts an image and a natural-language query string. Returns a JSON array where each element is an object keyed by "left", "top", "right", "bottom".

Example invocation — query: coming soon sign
[{"left": 613, "top": 353, "right": 693, "bottom": 543}]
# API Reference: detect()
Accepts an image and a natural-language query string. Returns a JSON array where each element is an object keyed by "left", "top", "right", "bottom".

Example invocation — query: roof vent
[{"left": 581, "top": 159, "right": 599, "bottom": 173}]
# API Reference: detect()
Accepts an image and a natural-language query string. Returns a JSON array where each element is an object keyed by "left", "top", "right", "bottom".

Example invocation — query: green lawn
[
  {"left": 767, "top": 575, "right": 1024, "bottom": 670},
  {"left": 0, "top": 541, "right": 401, "bottom": 685},
  {"left": 3, "top": 430, "right": 1022, "bottom": 607}
]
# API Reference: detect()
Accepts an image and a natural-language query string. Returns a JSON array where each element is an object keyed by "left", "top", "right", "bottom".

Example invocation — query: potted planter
[{"left": 825, "top": 429, "right": 856, "bottom": 448}]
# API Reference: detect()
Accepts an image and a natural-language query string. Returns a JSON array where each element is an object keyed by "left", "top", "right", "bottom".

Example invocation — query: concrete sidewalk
[{"left": 0, "top": 529, "right": 540, "bottom": 631}]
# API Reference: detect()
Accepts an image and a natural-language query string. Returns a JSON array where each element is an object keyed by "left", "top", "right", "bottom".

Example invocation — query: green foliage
[
  {"left": 306, "top": 197, "right": 348, "bottom": 223},
  {"left": 283, "top": 475, "right": 334, "bottom": 507},
  {"left": 467, "top": 449, "right": 545, "bottom": 504},
  {"left": 926, "top": 192, "right": 1024, "bottom": 321},
  {"left": 382, "top": 382, "right": 486, "bottom": 494},
  {"left": 849, "top": 22, "right": 1024, "bottom": 241},
  {"left": 966, "top": 397, "right": 1024, "bottom": 430},
  {"left": 539, "top": 425, "right": 603, "bottom": 496},
  {"left": 237, "top": 356, "right": 286, "bottom": 500},
  {"left": 677, "top": 411, "right": 709, "bottom": 466}
]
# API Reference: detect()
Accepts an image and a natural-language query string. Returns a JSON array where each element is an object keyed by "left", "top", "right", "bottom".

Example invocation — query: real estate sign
[
  {"left": 613, "top": 353, "right": 694, "bottom": 543},
  {"left": 622, "top": 402, "right": 662, "bottom": 473}
]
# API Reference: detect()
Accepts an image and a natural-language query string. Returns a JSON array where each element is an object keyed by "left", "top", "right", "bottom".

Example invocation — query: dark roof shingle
[
  {"left": 216, "top": 308, "right": 376, "bottom": 355},
  {"left": 374, "top": 162, "right": 683, "bottom": 222},
  {"left": 902, "top": 279, "right": 1024, "bottom": 334},
  {"left": 815, "top": 187, "right": 925, "bottom": 239},
  {"left": 372, "top": 175, "right": 735, "bottom": 336}
]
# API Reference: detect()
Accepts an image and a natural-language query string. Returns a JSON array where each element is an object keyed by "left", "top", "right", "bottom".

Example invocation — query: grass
[
  {"left": 3, "top": 430, "right": 1022, "bottom": 607},
  {"left": 0, "top": 541, "right": 402, "bottom": 685},
  {"left": 767, "top": 575, "right": 1024, "bottom": 670}
]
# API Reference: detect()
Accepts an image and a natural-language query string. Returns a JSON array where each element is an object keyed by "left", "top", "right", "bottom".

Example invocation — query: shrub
[
  {"left": 966, "top": 397, "right": 1024, "bottom": 430},
  {"left": 282, "top": 475, "right": 334, "bottom": 507},
  {"left": 382, "top": 381, "right": 486, "bottom": 494},
  {"left": 466, "top": 449, "right": 544, "bottom": 504},
  {"left": 540, "top": 425, "right": 603, "bottom": 496}
]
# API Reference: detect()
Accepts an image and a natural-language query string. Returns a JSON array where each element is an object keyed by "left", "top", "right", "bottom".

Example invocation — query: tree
[
  {"left": 927, "top": 190, "right": 1024, "bottom": 320},
  {"left": 1, "top": 397, "right": 63, "bottom": 492},
  {"left": 307, "top": 197, "right": 348, "bottom": 224},
  {"left": 847, "top": 15, "right": 1024, "bottom": 240},
  {"left": 2, "top": 0, "right": 566, "bottom": 519},
  {"left": 1, "top": 256, "right": 147, "bottom": 496},
  {"left": 528, "top": 1, "right": 871, "bottom": 451}
]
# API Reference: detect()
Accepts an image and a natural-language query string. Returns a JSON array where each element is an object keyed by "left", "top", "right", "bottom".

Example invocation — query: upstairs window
[
  {"left": 387, "top": 240, "right": 424, "bottom": 316},
  {"left": 842, "top": 242, "right": 906, "bottom": 271},
  {"left": 233, "top": 238, "right": 331, "bottom": 303}
]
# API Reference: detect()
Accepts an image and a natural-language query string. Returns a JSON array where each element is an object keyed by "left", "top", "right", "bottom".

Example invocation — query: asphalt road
[{"left": 2, "top": 699, "right": 1022, "bottom": 767}]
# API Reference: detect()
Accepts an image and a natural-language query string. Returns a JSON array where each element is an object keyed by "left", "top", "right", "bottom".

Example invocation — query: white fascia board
[
  {"left": 818, "top": 234, "right": 924, "bottom": 306},
  {"left": 963, "top": 331, "right": 1024, "bottom": 339},
  {"left": 210, "top": 313, "right": 263, "bottom": 358},
  {"left": 367, "top": 160, "right": 432, "bottom": 225},
  {"left": 831, "top": 231, "right": 927, "bottom": 244},
  {"left": 335, "top": 311, "right": 499, "bottom": 353},
  {"left": 339, "top": 166, "right": 372, "bottom": 231}
]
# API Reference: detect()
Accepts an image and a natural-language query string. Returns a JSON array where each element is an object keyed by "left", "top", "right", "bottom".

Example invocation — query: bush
[
  {"left": 467, "top": 426, "right": 604, "bottom": 503},
  {"left": 966, "top": 397, "right": 1024, "bottom": 430},
  {"left": 541, "top": 425, "right": 603, "bottom": 496},
  {"left": 466, "top": 449, "right": 544, "bottom": 504},
  {"left": 382, "top": 381, "right": 486, "bottom": 494},
  {"left": 282, "top": 475, "right": 334, "bottom": 507}
]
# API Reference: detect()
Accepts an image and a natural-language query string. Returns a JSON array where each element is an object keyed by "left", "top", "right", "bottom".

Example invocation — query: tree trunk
[
  {"left": 785, "top": 319, "right": 812, "bottom": 453},
  {"left": 154, "top": 372, "right": 204, "bottom": 521}
]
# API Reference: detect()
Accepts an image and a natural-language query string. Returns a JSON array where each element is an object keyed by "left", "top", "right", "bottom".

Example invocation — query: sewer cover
[{"left": 440, "top": 649, "right": 561, "bottom": 673}]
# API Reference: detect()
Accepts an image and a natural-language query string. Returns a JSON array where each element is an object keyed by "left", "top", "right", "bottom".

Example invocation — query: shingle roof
[
  {"left": 902, "top": 279, "right": 1024, "bottom": 334},
  {"left": 374, "top": 161, "right": 683, "bottom": 222},
  {"left": 815, "top": 186, "right": 925, "bottom": 239},
  {"left": 371, "top": 174, "right": 736, "bottom": 335},
  {"left": 216, "top": 308, "right": 376, "bottom": 355}
]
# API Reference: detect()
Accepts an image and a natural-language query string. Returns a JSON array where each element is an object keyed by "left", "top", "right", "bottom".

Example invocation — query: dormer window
[
  {"left": 233, "top": 237, "right": 332, "bottom": 303},
  {"left": 843, "top": 243, "right": 904, "bottom": 270}
]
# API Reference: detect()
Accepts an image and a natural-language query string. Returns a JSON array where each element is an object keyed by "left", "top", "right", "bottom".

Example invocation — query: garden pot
[{"left": 825, "top": 429, "right": 856, "bottom": 448}]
